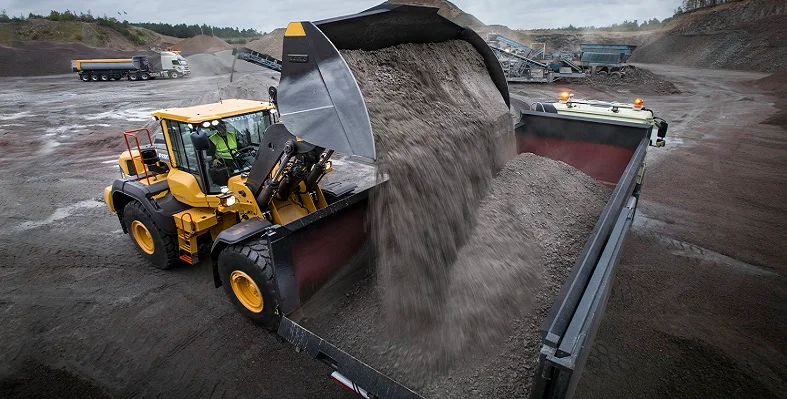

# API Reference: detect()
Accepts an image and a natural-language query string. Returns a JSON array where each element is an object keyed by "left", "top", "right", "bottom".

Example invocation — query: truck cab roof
[
  {"left": 151, "top": 99, "right": 275, "bottom": 123},
  {"left": 551, "top": 98, "right": 655, "bottom": 126}
]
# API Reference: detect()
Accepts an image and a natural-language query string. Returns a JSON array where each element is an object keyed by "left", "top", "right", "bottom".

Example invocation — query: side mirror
[
  {"left": 191, "top": 131, "right": 210, "bottom": 151},
  {"left": 268, "top": 86, "right": 277, "bottom": 106},
  {"left": 657, "top": 120, "right": 668, "bottom": 139}
]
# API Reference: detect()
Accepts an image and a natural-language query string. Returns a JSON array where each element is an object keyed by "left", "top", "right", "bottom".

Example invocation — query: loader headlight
[
  {"left": 202, "top": 120, "right": 221, "bottom": 128},
  {"left": 220, "top": 194, "right": 237, "bottom": 207},
  {"left": 220, "top": 193, "right": 237, "bottom": 207},
  {"left": 219, "top": 186, "right": 237, "bottom": 207}
]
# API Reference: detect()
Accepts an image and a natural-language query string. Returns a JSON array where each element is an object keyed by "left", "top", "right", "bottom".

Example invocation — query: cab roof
[
  {"left": 151, "top": 99, "right": 275, "bottom": 123},
  {"left": 552, "top": 100, "right": 654, "bottom": 125}
]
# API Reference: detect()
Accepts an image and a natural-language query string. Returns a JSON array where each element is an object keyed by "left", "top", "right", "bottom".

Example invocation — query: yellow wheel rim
[
  {"left": 131, "top": 220, "right": 155, "bottom": 255},
  {"left": 230, "top": 270, "right": 264, "bottom": 313}
]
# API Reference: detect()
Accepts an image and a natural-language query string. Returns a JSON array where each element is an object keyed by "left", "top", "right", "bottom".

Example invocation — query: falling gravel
[{"left": 340, "top": 40, "right": 513, "bottom": 335}]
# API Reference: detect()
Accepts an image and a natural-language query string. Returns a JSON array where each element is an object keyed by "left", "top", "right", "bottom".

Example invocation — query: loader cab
[{"left": 152, "top": 99, "right": 275, "bottom": 204}]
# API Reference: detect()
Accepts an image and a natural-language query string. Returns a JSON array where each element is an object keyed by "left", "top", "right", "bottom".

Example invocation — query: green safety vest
[{"left": 209, "top": 132, "right": 237, "bottom": 159}]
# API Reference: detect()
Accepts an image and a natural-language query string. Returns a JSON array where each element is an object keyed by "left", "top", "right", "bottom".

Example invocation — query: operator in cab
[
  {"left": 208, "top": 121, "right": 238, "bottom": 166},
  {"left": 207, "top": 120, "right": 239, "bottom": 186}
]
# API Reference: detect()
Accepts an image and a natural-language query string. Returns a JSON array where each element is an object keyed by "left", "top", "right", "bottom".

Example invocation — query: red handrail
[{"left": 122, "top": 128, "right": 153, "bottom": 185}]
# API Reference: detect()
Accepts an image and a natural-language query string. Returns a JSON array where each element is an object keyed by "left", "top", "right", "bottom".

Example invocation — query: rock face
[{"left": 630, "top": 0, "right": 787, "bottom": 73}]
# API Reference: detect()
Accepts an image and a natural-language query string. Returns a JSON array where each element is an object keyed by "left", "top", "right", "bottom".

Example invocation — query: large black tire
[
  {"left": 100, "top": 73, "right": 109, "bottom": 81},
  {"left": 80, "top": 74, "right": 89, "bottom": 82},
  {"left": 140, "top": 73, "right": 149, "bottom": 80},
  {"left": 129, "top": 73, "right": 139, "bottom": 81},
  {"left": 169, "top": 71, "right": 179, "bottom": 79},
  {"left": 123, "top": 201, "right": 178, "bottom": 270},
  {"left": 218, "top": 239, "right": 280, "bottom": 330},
  {"left": 90, "top": 74, "right": 99, "bottom": 82}
]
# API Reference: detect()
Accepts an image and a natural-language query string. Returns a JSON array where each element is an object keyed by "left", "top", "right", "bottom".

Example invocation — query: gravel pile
[
  {"left": 186, "top": 50, "right": 267, "bottom": 77},
  {"left": 246, "top": 28, "right": 285, "bottom": 59},
  {"left": 300, "top": 39, "right": 611, "bottom": 397},
  {"left": 568, "top": 67, "right": 681, "bottom": 95},
  {"left": 170, "top": 35, "right": 232, "bottom": 53}
]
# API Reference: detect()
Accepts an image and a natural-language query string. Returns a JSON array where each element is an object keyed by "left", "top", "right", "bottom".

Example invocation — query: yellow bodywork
[
  {"left": 151, "top": 99, "right": 274, "bottom": 124},
  {"left": 107, "top": 99, "right": 328, "bottom": 265}
]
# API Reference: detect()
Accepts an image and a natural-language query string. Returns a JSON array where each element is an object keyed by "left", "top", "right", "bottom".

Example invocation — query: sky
[{"left": 1, "top": 0, "right": 683, "bottom": 33}]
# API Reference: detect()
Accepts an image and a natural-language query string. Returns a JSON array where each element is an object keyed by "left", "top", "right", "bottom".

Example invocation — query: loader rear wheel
[
  {"left": 218, "top": 239, "right": 280, "bottom": 330},
  {"left": 123, "top": 201, "right": 178, "bottom": 270}
]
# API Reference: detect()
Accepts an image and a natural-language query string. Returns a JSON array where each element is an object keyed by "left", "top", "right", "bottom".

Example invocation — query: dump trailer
[
  {"left": 578, "top": 43, "right": 637, "bottom": 77},
  {"left": 272, "top": 94, "right": 667, "bottom": 398},
  {"left": 72, "top": 50, "right": 190, "bottom": 82},
  {"left": 104, "top": 3, "right": 667, "bottom": 398}
]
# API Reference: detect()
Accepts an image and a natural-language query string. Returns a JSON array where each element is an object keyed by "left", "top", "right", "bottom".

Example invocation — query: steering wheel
[
  {"left": 234, "top": 146, "right": 257, "bottom": 159},
  {"left": 230, "top": 147, "right": 257, "bottom": 169}
]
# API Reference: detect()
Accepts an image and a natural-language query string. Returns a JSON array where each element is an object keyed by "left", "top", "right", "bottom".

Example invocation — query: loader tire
[
  {"left": 218, "top": 239, "right": 280, "bottom": 330},
  {"left": 123, "top": 201, "right": 178, "bottom": 270}
]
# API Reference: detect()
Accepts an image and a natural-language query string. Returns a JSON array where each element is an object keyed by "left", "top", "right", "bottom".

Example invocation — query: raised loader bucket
[{"left": 276, "top": 3, "right": 510, "bottom": 163}]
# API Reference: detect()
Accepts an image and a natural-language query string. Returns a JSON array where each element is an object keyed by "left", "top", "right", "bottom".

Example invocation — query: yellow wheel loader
[{"left": 105, "top": 3, "right": 665, "bottom": 398}]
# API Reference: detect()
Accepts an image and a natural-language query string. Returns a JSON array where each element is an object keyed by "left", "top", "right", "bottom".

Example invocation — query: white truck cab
[{"left": 160, "top": 50, "right": 191, "bottom": 79}]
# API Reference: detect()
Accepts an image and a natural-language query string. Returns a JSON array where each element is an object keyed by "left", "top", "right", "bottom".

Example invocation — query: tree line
[
  {"left": 133, "top": 22, "right": 260, "bottom": 39},
  {"left": 0, "top": 9, "right": 261, "bottom": 40},
  {"left": 542, "top": 18, "right": 670, "bottom": 32}
]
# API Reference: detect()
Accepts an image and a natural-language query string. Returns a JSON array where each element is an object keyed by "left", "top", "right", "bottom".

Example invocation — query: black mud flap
[{"left": 277, "top": 316, "right": 423, "bottom": 399}]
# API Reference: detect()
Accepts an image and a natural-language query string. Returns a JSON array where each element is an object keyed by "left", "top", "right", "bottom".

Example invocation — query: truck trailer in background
[
  {"left": 71, "top": 50, "right": 191, "bottom": 82},
  {"left": 579, "top": 44, "right": 637, "bottom": 77}
]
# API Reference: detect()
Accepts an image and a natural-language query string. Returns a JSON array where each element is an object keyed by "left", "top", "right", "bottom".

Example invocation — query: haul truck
[
  {"left": 72, "top": 50, "right": 190, "bottom": 82},
  {"left": 104, "top": 4, "right": 667, "bottom": 398}
]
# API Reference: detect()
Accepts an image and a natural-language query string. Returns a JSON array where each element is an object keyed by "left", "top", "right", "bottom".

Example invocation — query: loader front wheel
[
  {"left": 123, "top": 201, "right": 178, "bottom": 270},
  {"left": 218, "top": 239, "right": 280, "bottom": 330}
]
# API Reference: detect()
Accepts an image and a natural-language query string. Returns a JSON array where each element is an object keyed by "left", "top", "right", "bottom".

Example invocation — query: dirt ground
[{"left": 0, "top": 63, "right": 785, "bottom": 399}]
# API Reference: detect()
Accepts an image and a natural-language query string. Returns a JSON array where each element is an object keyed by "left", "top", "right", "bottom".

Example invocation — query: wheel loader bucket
[{"left": 276, "top": 3, "right": 510, "bottom": 162}]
